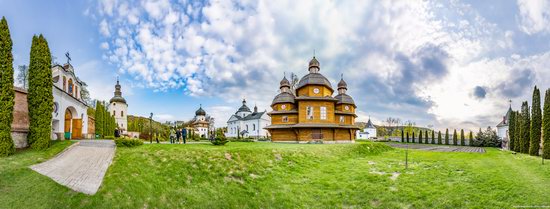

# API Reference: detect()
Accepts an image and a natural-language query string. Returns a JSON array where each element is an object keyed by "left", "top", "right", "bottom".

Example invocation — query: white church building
[
  {"left": 496, "top": 104, "right": 512, "bottom": 149},
  {"left": 356, "top": 118, "right": 377, "bottom": 139},
  {"left": 225, "top": 99, "right": 270, "bottom": 138},
  {"left": 108, "top": 78, "right": 128, "bottom": 133},
  {"left": 51, "top": 63, "right": 89, "bottom": 140}
]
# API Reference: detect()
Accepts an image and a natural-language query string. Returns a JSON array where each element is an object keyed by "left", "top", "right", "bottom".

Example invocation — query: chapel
[{"left": 264, "top": 56, "right": 359, "bottom": 143}]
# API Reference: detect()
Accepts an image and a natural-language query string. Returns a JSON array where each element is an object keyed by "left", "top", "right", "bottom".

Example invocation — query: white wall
[
  {"left": 52, "top": 87, "right": 88, "bottom": 139},
  {"left": 108, "top": 102, "right": 128, "bottom": 131}
]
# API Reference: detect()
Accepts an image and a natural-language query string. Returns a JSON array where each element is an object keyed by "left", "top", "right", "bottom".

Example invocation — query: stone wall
[
  {"left": 87, "top": 116, "right": 95, "bottom": 139},
  {"left": 11, "top": 87, "right": 29, "bottom": 148}
]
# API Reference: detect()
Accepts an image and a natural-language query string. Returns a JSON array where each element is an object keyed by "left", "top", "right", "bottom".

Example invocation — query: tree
[
  {"left": 445, "top": 129, "right": 449, "bottom": 145},
  {"left": 530, "top": 86, "right": 542, "bottom": 156},
  {"left": 425, "top": 130, "right": 429, "bottom": 144},
  {"left": 401, "top": 130, "right": 404, "bottom": 142},
  {"left": 460, "top": 129, "right": 465, "bottom": 146},
  {"left": 509, "top": 111, "right": 516, "bottom": 151},
  {"left": 0, "top": 17, "right": 15, "bottom": 156},
  {"left": 16, "top": 65, "right": 28, "bottom": 89},
  {"left": 437, "top": 131, "right": 442, "bottom": 144},
  {"left": 419, "top": 131, "right": 423, "bottom": 144},
  {"left": 469, "top": 131, "right": 473, "bottom": 146},
  {"left": 431, "top": 131, "right": 435, "bottom": 144},
  {"left": 543, "top": 89, "right": 550, "bottom": 159},
  {"left": 412, "top": 132, "right": 416, "bottom": 143},
  {"left": 27, "top": 35, "right": 53, "bottom": 150},
  {"left": 520, "top": 101, "right": 531, "bottom": 153},
  {"left": 406, "top": 132, "right": 409, "bottom": 143},
  {"left": 453, "top": 129, "right": 458, "bottom": 145},
  {"left": 95, "top": 101, "right": 104, "bottom": 137},
  {"left": 471, "top": 126, "right": 501, "bottom": 147},
  {"left": 514, "top": 111, "right": 522, "bottom": 152}
]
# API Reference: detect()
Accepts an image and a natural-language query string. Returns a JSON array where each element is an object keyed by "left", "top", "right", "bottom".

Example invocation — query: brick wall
[{"left": 11, "top": 87, "right": 29, "bottom": 148}]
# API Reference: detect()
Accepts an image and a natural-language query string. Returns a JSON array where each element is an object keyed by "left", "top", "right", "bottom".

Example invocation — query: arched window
[
  {"left": 113, "top": 110, "right": 116, "bottom": 116},
  {"left": 246, "top": 125, "right": 249, "bottom": 131},
  {"left": 121, "top": 111, "right": 124, "bottom": 117},
  {"left": 253, "top": 124, "right": 256, "bottom": 131},
  {"left": 68, "top": 78, "right": 73, "bottom": 95},
  {"left": 63, "top": 76, "right": 66, "bottom": 91}
]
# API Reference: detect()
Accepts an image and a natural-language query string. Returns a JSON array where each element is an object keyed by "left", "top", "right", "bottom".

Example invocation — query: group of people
[{"left": 169, "top": 127, "right": 188, "bottom": 144}]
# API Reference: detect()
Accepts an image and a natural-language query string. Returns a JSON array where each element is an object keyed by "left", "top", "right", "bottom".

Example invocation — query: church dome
[
  {"left": 280, "top": 76, "right": 290, "bottom": 87},
  {"left": 296, "top": 73, "right": 333, "bottom": 91},
  {"left": 272, "top": 92, "right": 295, "bottom": 105},
  {"left": 109, "top": 96, "right": 127, "bottom": 104},
  {"left": 334, "top": 93, "right": 355, "bottom": 106},
  {"left": 309, "top": 56, "right": 320, "bottom": 69},
  {"left": 195, "top": 106, "right": 206, "bottom": 116},
  {"left": 237, "top": 99, "right": 251, "bottom": 113},
  {"left": 337, "top": 78, "right": 347, "bottom": 89}
]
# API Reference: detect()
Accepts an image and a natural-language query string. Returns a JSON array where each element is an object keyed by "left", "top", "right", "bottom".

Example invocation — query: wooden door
[{"left": 72, "top": 119, "right": 82, "bottom": 139}]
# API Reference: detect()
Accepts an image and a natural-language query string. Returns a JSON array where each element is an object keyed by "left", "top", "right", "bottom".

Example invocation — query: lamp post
[{"left": 149, "top": 112, "right": 153, "bottom": 144}]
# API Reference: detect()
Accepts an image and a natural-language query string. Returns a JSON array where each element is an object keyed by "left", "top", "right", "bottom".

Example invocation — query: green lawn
[{"left": 1, "top": 141, "right": 550, "bottom": 208}]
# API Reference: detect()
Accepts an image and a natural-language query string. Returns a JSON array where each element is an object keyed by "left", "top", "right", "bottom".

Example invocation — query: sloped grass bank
[{"left": 2, "top": 141, "right": 550, "bottom": 208}]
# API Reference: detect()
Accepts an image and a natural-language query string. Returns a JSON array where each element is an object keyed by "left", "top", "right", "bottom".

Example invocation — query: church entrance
[
  {"left": 311, "top": 129, "right": 323, "bottom": 140},
  {"left": 64, "top": 107, "right": 82, "bottom": 139}
]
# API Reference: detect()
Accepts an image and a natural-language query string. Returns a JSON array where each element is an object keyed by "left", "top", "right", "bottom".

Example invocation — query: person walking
[
  {"left": 169, "top": 128, "right": 176, "bottom": 144},
  {"left": 176, "top": 128, "right": 181, "bottom": 144},
  {"left": 182, "top": 128, "right": 187, "bottom": 144}
]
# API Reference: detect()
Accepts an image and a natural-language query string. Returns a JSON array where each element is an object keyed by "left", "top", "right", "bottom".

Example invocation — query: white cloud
[{"left": 517, "top": 0, "right": 550, "bottom": 34}]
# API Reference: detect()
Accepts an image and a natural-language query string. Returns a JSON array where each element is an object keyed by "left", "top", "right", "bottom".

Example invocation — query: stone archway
[{"left": 64, "top": 107, "right": 82, "bottom": 139}]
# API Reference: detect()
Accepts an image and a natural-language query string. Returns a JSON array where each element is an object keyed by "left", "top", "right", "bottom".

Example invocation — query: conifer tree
[
  {"left": 412, "top": 132, "right": 415, "bottom": 143},
  {"left": 437, "top": 131, "right": 442, "bottom": 144},
  {"left": 530, "top": 86, "right": 542, "bottom": 156},
  {"left": 406, "top": 132, "right": 409, "bottom": 143},
  {"left": 0, "top": 17, "right": 15, "bottom": 156},
  {"left": 509, "top": 111, "right": 516, "bottom": 151},
  {"left": 445, "top": 129, "right": 449, "bottom": 145},
  {"left": 431, "top": 130, "right": 435, "bottom": 144},
  {"left": 401, "top": 130, "right": 404, "bottom": 143},
  {"left": 27, "top": 35, "right": 53, "bottom": 150},
  {"left": 469, "top": 131, "right": 473, "bottom": 146},
  {"left": 515, "top": 111, "right": 522, "bottom": 152},
  {"left": 543, "top": 89, "right": 550, "bottom": 159},
  {"left": 425, "top": 130, "right": 429, "bottom": 144},
  {"left": 520, "top": 101, "right": 531, "bottom": 153},
  {"left": 453, "top": 129, "right": 458, "bottom": 145},
  {"left": 419, "top": 131, "right": 423, "bottom": 144},
  {"left": 95, "top": 101, "right": 104, "bottom": 137},
  {"left": 460, "top": 129, "right": 465, "bottom": 146}
]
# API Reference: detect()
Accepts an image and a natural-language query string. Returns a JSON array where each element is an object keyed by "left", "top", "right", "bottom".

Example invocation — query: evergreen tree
[
  {"left": 530, "top": 86, "right": 542, "bottom": 156},
  {"left": 412, "top": 132, "right": 415, "bottom": 143},
  {"left": 460, "top": 129, "right": 465, "bottom": 146},
  {"left": 437, "top": 131, "right": 442, "bottom": 144},
  {"left": 406, "top": 132, "right": 409, "bottom": 143},
  {"left": 27, "top": 35, "right": 53, "bottom": 150},
  {"left": 520, "top": 101, "right": 531, "bottom": 153},
  {"left": 445, "top": 129, "right": 449, "bottom": 145},
  {"left": 94, "top": 101, "right": 103, "bottom": 137},
  {"left": 0, "top": 17, "right": 15, "bottom": 156},
  {"left": 419, "top": 131, "right": 423, "bottom": 144},
  {"left": 401, "top": 130, "right": 404, "bottom": 143},
  {"left": 543, "top": 89, "right": 550, "bottom": 159},
  {"left": 453, "top": 129, "right": 458, "bottom": 145},
  {"left": 431, "top": 130, "right": 435, "bottom": 144},
  {"left": 515, "top": 111, "right": 522, "bottom": 152},
  {"left": 469, "top": 131, "right": 473, "bottom": 146},
  {"left": 509, "top": 111, "right": 516, "bottom": 151}
]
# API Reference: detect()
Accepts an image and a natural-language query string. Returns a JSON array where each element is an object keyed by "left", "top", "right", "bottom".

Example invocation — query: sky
[{"left": 2, "top": 0, "right": 550, "bottom": 131}]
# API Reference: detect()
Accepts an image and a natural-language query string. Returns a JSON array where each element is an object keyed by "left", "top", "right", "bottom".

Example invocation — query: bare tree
[
  {"left": 17, "top": 65, "right": 29, "bottom": 89},
  {"left": 289, "top": 72, "right": 299, "bottom": 95}
]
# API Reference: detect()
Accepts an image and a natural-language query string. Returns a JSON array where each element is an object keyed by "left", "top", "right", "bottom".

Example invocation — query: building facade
[
  {"left": 225, "top": 99, "right": 271, "bottom": 138},
  {"left": 190, "top": 105, "right": 214, "bottom": 138},
  {"left": 356, "top": 118, "right": 377, "bottom": 139},
  {"left": 107, "top": 78, "right": 128, "bottom": 133},
  {"left": 51, "top": 63, "right": 89, "bottom": 140},
  {"left": 264, "top": 56, "right": 360, "bottom": 143},
  {"left": 496, "top": 105, "right": 512, "bottom": 149}
]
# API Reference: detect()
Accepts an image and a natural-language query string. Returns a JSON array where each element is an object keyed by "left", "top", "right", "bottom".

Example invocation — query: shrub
[
  {"left": 472, "top": 127, "right": 501, "bottom": 147},
  {"left": 229, "top": 137, "right": 255, "bottom": 142},
  {"left": 114, "top": 138, "right": 143, "bottom": 147},
  {"left": 104, "top": 136, "right": 115, "bottom": 139},
  {"left": 211, "top": 129, "right": 228, "bottom": 146}
]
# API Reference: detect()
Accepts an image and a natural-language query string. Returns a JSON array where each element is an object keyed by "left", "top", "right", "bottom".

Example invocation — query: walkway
[
  {"left": 386, "top": 142, "right": 486, "bottom": 153},
  {"left": 30, "top": 140, "right": 116, "bottom": 195}
]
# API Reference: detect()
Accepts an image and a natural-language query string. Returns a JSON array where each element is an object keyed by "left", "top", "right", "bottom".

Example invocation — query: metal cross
[{"left": 65, "top": 52, "right": 71, "bottom": 64}]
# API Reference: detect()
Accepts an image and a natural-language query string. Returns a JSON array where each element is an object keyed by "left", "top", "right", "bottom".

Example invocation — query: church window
[
  {"left": 246, "top": 125, "right": 249, "bottom": 131},
  {"left": 340, "top": 116, "right": 345, "bottom": 123},
  {"left": 68, "top": 79, "right": 74, "bottom": 95},
  {"left": 253, "top": 124, "right": 256, "bottom": 131},
  {"left": 320, "top": 106, "right": 327, "bottom": 120},
  {"left": 282, "top": 116, "right": 288, "bottom": 122},
  {"left": 121, "top": 111, "right": 124, "bottom": 117},
  {"left": 113, "top": 110, "right": 116, "bottom": 116},
  {"left": 306, "top": 106, "right": 313, "bottom": 120},
  {"left": 63, "top": 76, "right": 66, "bottom": 91}
]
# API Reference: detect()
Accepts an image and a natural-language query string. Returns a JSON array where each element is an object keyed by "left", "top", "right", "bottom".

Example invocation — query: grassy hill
[{"left": 1, "top": 141, "right": 550, "bottom": 208}]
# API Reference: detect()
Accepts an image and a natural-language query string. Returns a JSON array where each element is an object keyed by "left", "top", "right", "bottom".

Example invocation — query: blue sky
[{"left": 2, "top": 0, "right": 550, "bottom": 130}]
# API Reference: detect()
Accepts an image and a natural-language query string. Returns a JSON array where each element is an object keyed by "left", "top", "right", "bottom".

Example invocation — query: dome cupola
[
  {"left": 337, "top": 74, "right": 348, "bottom": 94},
  {"left": 279, "top": 74, "right": 291, "bottom": 93},
  {"left": 195, "top": 104, "right": 206, "bottom": 116},
  {"left": 109, "top": 77, "right": 127, "bottom": 104},
  {"left": 308, "top": 56, "right": 320, "bottom": 73}
]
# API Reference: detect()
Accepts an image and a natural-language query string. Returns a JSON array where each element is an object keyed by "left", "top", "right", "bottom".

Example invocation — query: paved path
[
  {"left": 386, "top": 142, "right": 486, "bottom": 153},
  {"left": 30, "top": 140, "right": 116, "bottom": 195}
]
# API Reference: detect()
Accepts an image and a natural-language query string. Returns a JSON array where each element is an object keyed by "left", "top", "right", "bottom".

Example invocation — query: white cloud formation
[
  {"left": 90, "top": 0, "right": 548, "bottom": 130},
  {"left": 517, "top": 0, "right": 550, "bottom": 34}
]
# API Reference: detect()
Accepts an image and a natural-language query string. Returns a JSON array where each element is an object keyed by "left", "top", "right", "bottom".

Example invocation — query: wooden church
[{"left": 264, "top": 56, "right": 359, "bottom": 143}]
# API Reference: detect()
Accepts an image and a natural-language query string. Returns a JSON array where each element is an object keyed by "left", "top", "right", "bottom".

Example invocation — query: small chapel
[{"left": 264, "top": 56, "right": 359, "bottom": 143}]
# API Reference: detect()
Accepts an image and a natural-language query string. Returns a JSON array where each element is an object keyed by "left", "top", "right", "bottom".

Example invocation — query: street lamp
[{"left": 149, "top": 112, "right": 153, "bottom": 144}]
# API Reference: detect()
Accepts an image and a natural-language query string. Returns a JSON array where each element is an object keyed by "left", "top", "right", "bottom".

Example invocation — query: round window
[
  {"left": 345, "top": 105, "right": 350, "bottom": 110},
  {"left": 313, "top": 88, "right": 320, "bottom": 94},
  {"left": 281, "top": 104, "right": 286, "bottom": 110}
]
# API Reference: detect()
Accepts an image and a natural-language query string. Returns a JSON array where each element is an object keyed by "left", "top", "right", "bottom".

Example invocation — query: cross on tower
[{"left": 65, "top": 52, "right": 71, "bottom": 64}]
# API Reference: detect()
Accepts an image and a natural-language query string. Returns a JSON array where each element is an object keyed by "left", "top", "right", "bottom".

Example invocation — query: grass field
[{"left": 1, "top": 141, "right": 550, "bottom": 208}]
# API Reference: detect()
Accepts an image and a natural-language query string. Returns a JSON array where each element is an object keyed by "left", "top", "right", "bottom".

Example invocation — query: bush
[
  {"left": 472, "top": 127, "right": 501, "bottom": 147},
  {"left": 104, "top": 136, "right": 115, "bottom": 139},
  {"left": 114, "top": 138, "right": 143, "bottom": 147},
  {"left": 229, "top": 137, "right": 255, "bottom": 142},
  {"left": 211, "top": 128, "right": 228, "bottom": 146}
]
